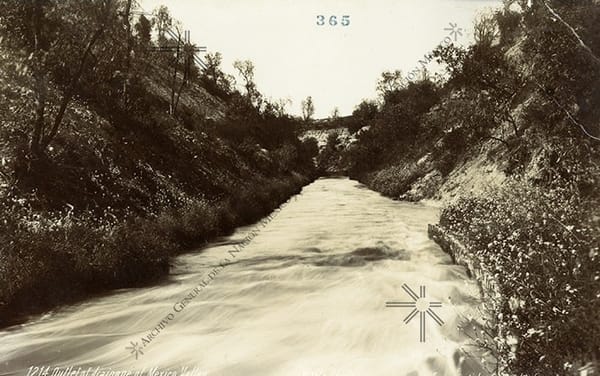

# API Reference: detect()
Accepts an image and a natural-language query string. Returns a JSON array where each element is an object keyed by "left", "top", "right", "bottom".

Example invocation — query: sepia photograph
[{"left": 0, "top": 0, "right": 599, "bottom": 375}]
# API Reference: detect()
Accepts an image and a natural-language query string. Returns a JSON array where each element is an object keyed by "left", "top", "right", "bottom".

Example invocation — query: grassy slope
[
  {"left": 345, "top": 18, "right": 600, "bottom": 376},
  {"left": 350, "top": 104, "right": 600, "bottom": 374},
  {"left": 0, "top": 47, "right": 314, "bottom": 327}
]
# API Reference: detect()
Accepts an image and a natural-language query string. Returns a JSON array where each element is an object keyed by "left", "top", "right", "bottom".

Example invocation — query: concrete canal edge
[
  {"left": 427, "top": 224, "right": 499, "bottom": 300},
  {"left": 427, "top": 224, "right": 599, "bottom": 375}
]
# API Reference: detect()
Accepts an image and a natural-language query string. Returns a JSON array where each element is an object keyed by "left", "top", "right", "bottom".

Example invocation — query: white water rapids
[{"left": 0, "top": 178, "right": 488, "bottom": 376}]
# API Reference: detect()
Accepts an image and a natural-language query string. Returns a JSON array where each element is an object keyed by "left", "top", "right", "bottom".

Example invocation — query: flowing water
[{"left": 0, "top": 178, "right": 488, "bottom": 376}]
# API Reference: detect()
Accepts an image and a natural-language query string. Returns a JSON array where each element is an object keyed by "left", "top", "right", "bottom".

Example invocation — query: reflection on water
[{"left": 0, "top": 178, "right": 487, "bottom": 376}]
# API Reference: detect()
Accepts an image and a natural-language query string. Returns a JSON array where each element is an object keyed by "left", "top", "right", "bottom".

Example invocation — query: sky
[{"left": 140, "top": 0, "right": 502, "bottom": 118}]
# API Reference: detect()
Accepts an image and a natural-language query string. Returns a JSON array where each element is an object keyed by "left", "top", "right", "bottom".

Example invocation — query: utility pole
[{"left": 148, "top": 28, "right": 207, "bottom": 115}]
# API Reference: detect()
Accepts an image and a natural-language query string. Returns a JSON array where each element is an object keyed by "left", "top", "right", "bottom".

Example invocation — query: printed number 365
[{"left": 317, "top": 15, "right": 350, "bottom": 26}]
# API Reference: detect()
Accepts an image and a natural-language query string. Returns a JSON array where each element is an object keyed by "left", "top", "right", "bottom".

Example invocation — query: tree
[
  {"left": 331, "top": 107, "right": 340, "bottom": 119},
  {"left": 201, "top": 52, "right": 233, "bottom": 98},
  {"left": 262, "top": 98, "right": 292, "bottom": 118},
  {"left": 135, "top": 14, "right": 152, "bottom": 48},
  {"left": 276, "top": 98, "right": 292, "bottom": 117},
  {"left": 521, "top": 1, "right": 600, "bottom": 141},
  {"left": 233, "top": 59, "right": 261, "bottom": 107},
  {"left": 0, "top": 0, "right": 120, "bottom": 156},
  {"left": 153, "top": 5, "right": 172, "bottom": 43},
  {"left": 434, "top": 31, "right": 523, "bottom": 139},
  {"left": 432, "top": 43, "right": 467, "bottom": 79},
  {"left": 376, "top": 70, "right": 406, "bottom": 101},
  {"left": 325, "top": 132, "right": 340, "bottom": 150},
  {"left": 301, "top": 96, "right": 315, "bottom": 122},
  {"left": 300, "top": 137, "right": 319, "bottom": 159},
  {"left": 349, "top": 100, "right": 378, "bottom": 133},
  {"left": 203, "top": 52, "right": 223, "bottom": 87},
  {"left": 474, "top": 13, "right": 500, "bottom": 47}
]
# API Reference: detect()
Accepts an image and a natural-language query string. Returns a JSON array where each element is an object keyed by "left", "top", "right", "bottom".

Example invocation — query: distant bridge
[{"left": 299, "top": 127, "right": 355, "bottom": 149}]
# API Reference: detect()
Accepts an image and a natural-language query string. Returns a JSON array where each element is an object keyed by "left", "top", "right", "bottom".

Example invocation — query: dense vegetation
[
  {"left": 344, "top": 0, "right": 600, "bottom": 374},
  {"left": 1, "top": 0, "right": 598, "bottom": 373},
  {"left": 442, "top": 181, "right": 599, "bottom": 374},
  {"left": 0, "top": 1, "right": 317, "bottom": 326}
]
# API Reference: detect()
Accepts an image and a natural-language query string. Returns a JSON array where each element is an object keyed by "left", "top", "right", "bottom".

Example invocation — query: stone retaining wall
[
  {"left": 427, "top": 224, "right": 499, "bottom": 299},
  {"left": 428, "top": 223, "right": 597, "bottom": 376}
]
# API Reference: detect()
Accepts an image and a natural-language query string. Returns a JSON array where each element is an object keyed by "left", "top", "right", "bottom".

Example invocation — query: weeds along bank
[
  {"left": 0, "top": 93, "right": 315, "bottom": 327},
  {"left": 343, "top": 2, "right": 600, "bottom": 374},
  {"left": 439, "top": 179, "right": 599, "bottom": 374},
  {"left": 353, "top": 108, "right": 600, "bottom": 375},
  {"left": 0, "top": 3, "right": 317, "bottom": 327},
  {"left": 0, "top": 168, "right": 311, "bottom": 327},
  {"left": 353, "top": 138, "right": 600, "bottom": 374}
]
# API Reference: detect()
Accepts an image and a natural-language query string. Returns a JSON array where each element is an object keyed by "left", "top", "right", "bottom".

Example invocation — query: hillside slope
[
  {"left": 0, "top": 4, "right": 316, "bottom": 327},
  {"left": 343, "top": 2, "right": 600, "bottom": 374}
]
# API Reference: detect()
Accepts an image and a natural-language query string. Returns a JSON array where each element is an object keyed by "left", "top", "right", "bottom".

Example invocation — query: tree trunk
[
  {"left": 484, "top": 135, "right": 510, "bottom": 148},
  {"left": 123, "top": 0, "right": 133, "bottom": 99},
  {"left": 173, "top": 54, "right": 190, "bottom": 115},
  {"left": 30, "top": 0, "right": 46, "bottom": 156},
  {"left": 41, "top": 11, "right": 109, "bottom": 148},
  {"left": 542, "top": 0, "right": 600, "bottom": 66},
  {"left": 31, "top": 72, "right": 47, "bottom": 156},
  {"left": 173, "top": 77, "right": 186, "bottom": 116},
  {"left": 170, "top": 35, "right": 181, "bottom": 115}
]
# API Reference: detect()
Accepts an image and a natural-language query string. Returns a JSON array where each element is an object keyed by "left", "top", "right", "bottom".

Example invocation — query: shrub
[
  {"left": 0, "top": 171, "right": 310, "bottom": 325},
  {"left": 440, "top": 180, "right": 600, "bottom": 374},
  {"left": 370, "top": 163, "right": 427, "bottom": 197}
]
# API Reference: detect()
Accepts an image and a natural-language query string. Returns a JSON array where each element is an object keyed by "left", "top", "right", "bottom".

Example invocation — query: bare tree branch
[
  {"left": 534, "top": 81, "right": 600, "bottom": 142},
  {"left": 542, "top": 0, "right": 600, "bottom": 66}
]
